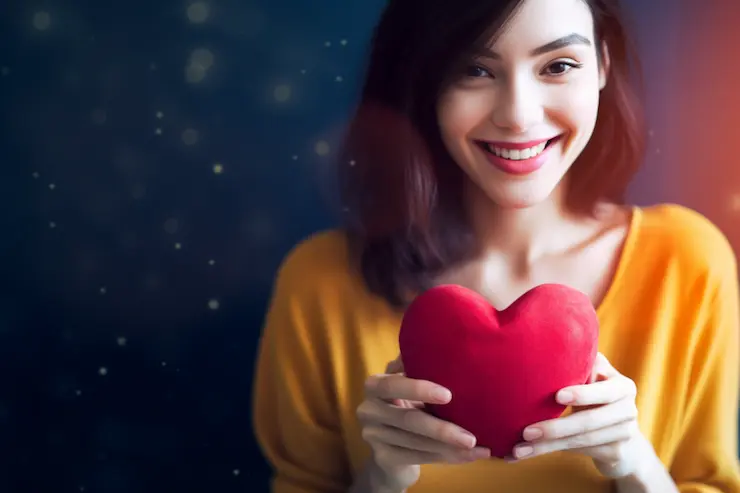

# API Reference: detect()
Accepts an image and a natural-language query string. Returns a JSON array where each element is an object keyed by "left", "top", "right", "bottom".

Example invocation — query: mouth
[{"left": 475, "top": 135, "right": 563, "bottom": 161}]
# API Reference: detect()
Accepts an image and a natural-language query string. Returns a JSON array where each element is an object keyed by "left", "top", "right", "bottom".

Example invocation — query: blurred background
[{"left": 0, "top": 0, "right": 738, "bottom": 491}]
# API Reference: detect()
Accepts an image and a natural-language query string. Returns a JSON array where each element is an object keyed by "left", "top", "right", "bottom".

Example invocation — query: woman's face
[{"left": 437, "top": 0, "right": 607, "bottom": 209}]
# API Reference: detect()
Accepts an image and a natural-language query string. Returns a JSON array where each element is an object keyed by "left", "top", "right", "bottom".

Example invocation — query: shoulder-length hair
[{"left": 337, "top": 0, "right": 646, "bottom": 308}]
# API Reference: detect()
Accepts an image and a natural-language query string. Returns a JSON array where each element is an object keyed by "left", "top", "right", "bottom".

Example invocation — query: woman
[{"left": 252, "top": 0, "right": 740, "bottom": 491}]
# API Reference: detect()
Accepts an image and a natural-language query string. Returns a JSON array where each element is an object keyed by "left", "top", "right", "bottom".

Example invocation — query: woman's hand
[
  {"left": 510, "top": 353, "right": 645, "bottom": 478},
  {"left": 357, "top": 356, "right": 491, "bottom": 491}
]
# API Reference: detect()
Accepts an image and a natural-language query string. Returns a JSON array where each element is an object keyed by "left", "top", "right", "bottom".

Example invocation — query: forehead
[{"left": 490, "top": 0, "right": 595, "bottom": 52}]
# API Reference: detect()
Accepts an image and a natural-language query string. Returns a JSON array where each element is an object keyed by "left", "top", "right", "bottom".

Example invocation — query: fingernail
[
  {"left": 557, "top": 390, "right": 574, "bottom": 404},
  {"left": 522, "top": 427, "right": 542, "bottom": 441},
  {"left": 471, "top": 447, "right": 490, "bottom": 459},
  {"left": 514, "top": 445, "right": 533, "bottom": 458},
  {"left": 432, "top": 388, "right": 452, "bottom": 403}
]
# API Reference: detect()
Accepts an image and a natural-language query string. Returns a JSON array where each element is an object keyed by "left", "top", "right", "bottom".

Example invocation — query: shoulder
[
  {"left": 271, "top": 229, "right": 370, "bottom": 308},
  {"left": 274, "top": 229, "right": 354, "bottom": 289},
  {"left": 638, "top": 203, "right": 737, "bottom": 285}
]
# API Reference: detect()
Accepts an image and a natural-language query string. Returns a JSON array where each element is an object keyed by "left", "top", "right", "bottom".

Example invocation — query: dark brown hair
[{"left": 337, "top": 0, "right": 646, "bottom": 308}]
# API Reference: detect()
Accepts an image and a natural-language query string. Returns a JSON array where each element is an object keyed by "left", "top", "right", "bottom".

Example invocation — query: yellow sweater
[{"left": 252, "top": 204, "right": 740, "bottom": 493}]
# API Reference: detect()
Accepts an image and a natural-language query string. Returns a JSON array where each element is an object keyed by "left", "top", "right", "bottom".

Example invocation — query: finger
[
  {"left": 591, "top": 353, "right": 619, "bottom": 380},
  {"left": 374, "top": 443, "right": 442, "bottom": 467},
  {"left": 363, "top": 424, "right": 490, "bottom": 459},
  {"left": 556, "top": 375, "right": 637, "bottom": 406},
  {"left": 385, "top": 356, "right": 404, "bottom": 374},
  {"left": 375, "top": 442, "right": 489, "bottom": 467},
  {"left": 357, "top": 399, "right": 478, "bottom": 448},
  {"left": 379, "top": 358, "right": 422, "bottom": 408},
  {"left": 523, "top": 398, "right": 638, "bottom": 440},
  {"left": 395, "top": 405, "right": 480, "bottom": 448},
  {"left": 365, "top": 373, "right": 452, "bottom": 404},
  {"left": 513, "top": 420, "right": 637, "bottom": 459}
]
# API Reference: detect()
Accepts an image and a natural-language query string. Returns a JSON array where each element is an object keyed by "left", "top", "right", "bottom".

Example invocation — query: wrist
[
  {"left": 594, "top": 433, "right": 654, "bottom": 480},
  {"left": 630, "top": 434, "right": 656, "bottom": 473},
  {"left": 366, "top": 458, "right": 408, "bottom": 493},
  {"left": 614, "top": 434, "right": 658, "bottom": 486}
]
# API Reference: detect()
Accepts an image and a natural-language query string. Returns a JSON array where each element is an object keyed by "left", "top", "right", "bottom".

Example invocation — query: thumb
[
  {"left": 385, "top": 355, "right": 404, "bottom": 374},
  {"left": 589, "top": 353, "right": 616, "bottom": 383}
]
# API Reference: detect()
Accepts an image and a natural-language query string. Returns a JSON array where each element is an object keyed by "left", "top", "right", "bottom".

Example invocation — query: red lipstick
[{"left": 476, "top": 135, "right": 562, "bottom": 176}]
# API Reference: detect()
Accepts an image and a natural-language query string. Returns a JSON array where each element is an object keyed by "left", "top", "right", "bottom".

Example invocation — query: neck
[{"left": 464, "top": 178, "right": 583, "bottom": 264}]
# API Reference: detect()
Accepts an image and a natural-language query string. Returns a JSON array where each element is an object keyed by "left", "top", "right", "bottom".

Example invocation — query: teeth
[{"left": 485, "top": 141, "right": 548, "bottom": 160}]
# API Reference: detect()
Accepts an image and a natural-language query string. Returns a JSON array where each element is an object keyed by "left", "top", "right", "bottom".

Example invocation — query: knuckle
[
  {"left": 364, "top": 375, "right": 380, "bottom": 396},
  {"left": 569, "top": 433, "right": 592, "bottom": 449},
  {"left": 355, "top": 402, "right": 367, "bottom": 419},
  {"left": 624, "top": 378, "right": 637, "bottom": 396},
  {"left": 362, "top": 426, "right": 387, "bottom": 446},
  {"left": 629, "top": 402, "right": 639, "bottom": 419},
  {"left": 374, "top": 448, "right": 394, "bottom": 467},
  {"left": 400, "top": 408, "right": 421, "bottom": 431},
  {"left": 601, "top": 440, "right": 630, "bottom": 464},
  {"left": 375, "top": 376, "right": 394, "bottom": 397},
  {"left": 614, "top": 441, "right": 630, "bottom": 462},
  {"left": 619, "top": 399, "right": 638, "bottom": 419},
  {"left": 361, "top": 426, "right": 375, "bottom": 443},
  {"left": 436, "top": 422, "right": 460, "bottom": 444},
  {"left": 601, "top": 446, "right": 620, "bottom": 464},
  {"left": 614, "top": 423, "right": 630, "bottom": 441},
  {"left": 356, "top": 400, "right": 378, "bottom": 423}
]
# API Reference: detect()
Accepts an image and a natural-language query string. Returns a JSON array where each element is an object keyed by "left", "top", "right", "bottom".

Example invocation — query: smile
[
  {"left": 474, "top": 135, "right": 564, "bottom": 176},
  {"left": 475, "top": 136, "right": 562, "bottom": 161}
]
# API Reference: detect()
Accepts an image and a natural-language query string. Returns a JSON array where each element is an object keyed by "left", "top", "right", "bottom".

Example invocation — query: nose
[{"left": 490, "top": 75, "right": 544, "bottom": 133}]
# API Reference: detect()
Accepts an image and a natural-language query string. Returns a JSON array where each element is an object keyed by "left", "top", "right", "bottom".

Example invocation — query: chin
[
  {"left": 489, "top": 189, "right": 558, "bottom": 209},
  {"left": 469, "top": 171, "right": 563, "bottom": 210},
  {"left": 459, "top": 137, "right": 573, "bottom": 208}
]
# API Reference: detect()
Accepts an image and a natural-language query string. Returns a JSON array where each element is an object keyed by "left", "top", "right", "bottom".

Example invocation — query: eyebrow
[{"left": 482, "top": 33, "right": 593, "bottom": 59}]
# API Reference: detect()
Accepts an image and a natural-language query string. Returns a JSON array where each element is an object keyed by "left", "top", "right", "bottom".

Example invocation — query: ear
[{"left": 599, "top": 40, "right": 610, "bottom": 90}]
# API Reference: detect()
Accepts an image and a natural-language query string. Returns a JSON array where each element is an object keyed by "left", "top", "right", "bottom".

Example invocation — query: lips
[
  {"left": 475, "top": 135, "right": 562, "bottom": 155},
  {"left": 474, "top": 135, "right": 563, "bottom": 176}
]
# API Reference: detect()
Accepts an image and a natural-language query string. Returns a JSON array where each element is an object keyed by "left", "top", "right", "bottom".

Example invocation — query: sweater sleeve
[
  {"left": 252, "top": 243, "right": 352, "bottom": 493},
  {"left": 669, "top": 240, "right": 740, "bottom": 492}
]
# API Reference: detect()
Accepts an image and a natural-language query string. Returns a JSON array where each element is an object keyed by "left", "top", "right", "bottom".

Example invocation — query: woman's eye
[
  {"left": 465, "top": 65, "right": 491, "bottom": 78},
  {"left": 545, "top": 61, "right": 581, "bottom": 76}
]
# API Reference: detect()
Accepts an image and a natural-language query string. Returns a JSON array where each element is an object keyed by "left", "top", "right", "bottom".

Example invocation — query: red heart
[{"left": 399, "top": 283, "right": 599, "bottom": 458}]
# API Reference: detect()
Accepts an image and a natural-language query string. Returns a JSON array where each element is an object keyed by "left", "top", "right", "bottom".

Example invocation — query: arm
[
  {"left": 253, "top": 266, "right": 415, "bottom": 493},
  {"left": 348, "top": 459, "right": 408, "bottom": 493},
  {"left": 252, "top": 258, "right": 351, "bottom": 493},
  {"left": 613, "top": 434, "right": 679, "bottom": 493},
  {"left": 620, "top": 251, "right": 740, "bottom": 493}
]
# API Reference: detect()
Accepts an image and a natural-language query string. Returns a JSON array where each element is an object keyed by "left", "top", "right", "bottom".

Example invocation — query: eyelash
[{"left": 465, "top": 60, "right": 584, "bottom": 79}]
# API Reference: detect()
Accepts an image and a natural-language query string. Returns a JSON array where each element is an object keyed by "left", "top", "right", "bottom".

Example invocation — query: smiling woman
[
  {"left": 338, "top": 0, "right": 644, "bottom": 305},
  {"left": 252, "top": 0, "right": 740, "bottom": 492}
]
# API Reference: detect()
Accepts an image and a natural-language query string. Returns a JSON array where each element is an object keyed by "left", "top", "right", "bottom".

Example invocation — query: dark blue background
[{"left": 0, "top": 0, "right": 736, "bottom": 491}]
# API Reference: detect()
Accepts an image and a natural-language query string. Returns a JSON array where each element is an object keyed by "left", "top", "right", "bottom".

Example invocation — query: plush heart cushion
[{"left": 399, "top": 283, "right": 599, "bottom": 458}]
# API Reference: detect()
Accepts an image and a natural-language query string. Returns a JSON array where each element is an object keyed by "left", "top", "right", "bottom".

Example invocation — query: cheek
[
  {"left": 552, "top": 79, "right": 602, "bottom": 132},
  {"left": 438, "top": 90, "right": 492, "bottom": 142}
]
